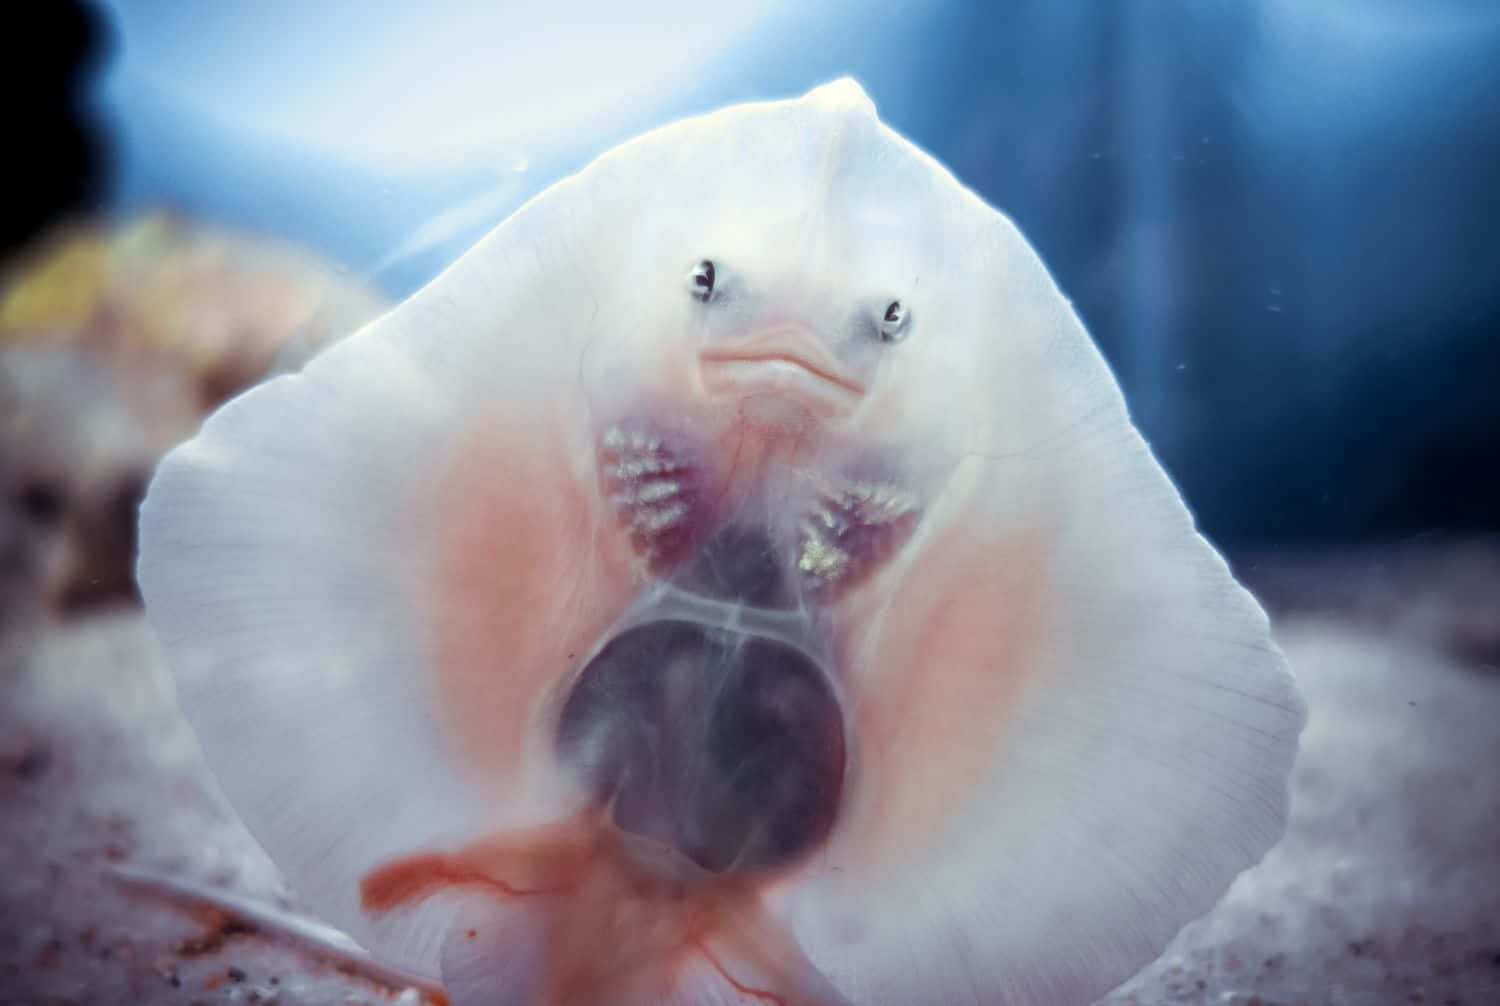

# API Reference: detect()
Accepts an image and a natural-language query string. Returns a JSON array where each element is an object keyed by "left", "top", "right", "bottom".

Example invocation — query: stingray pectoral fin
[
  {"left": 789, "top": 407, "right": 1304, "bottom": 1004},
  {"left": 441, "top": 895, "right": 555, "bottom": 1006},
  {"left": 136, "top": 168, "right": 626, "bottom": 977},
  {"left": 795, "top": 506, "right": 1304, "bottom": 1003}
]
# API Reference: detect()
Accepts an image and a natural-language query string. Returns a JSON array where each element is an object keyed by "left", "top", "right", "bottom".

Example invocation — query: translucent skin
[
  {"left": 386, "top": 327, "right": 928, "bottom": 1002},
  {"left": 138, "top": 80, "right": 1305, "bottom": 1005},
  {"left": 408, "top": 345, "right": 910, "bottom": 1002}
]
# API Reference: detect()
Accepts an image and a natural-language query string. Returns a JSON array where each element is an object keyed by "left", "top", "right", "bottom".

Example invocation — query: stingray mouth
[{"left": 699, "top": 332, "right": 864, "bottom": 417}]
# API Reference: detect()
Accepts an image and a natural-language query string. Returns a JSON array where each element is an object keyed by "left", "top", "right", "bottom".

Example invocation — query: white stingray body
[{"left": 138, "top": 80, "right": 1304, "bottom": 1006}]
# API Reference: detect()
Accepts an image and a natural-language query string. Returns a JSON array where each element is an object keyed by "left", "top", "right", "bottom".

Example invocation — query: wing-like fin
[
  {"left": 772, "top": 213, "right": 1306, "bottom": 1006},
  {"left": 136, "top": 149, "right": 633, "bottom": 976}
]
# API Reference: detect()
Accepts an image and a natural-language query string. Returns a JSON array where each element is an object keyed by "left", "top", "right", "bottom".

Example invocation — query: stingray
[{"left": 137, "top": 80, "right": 1305, "bottom": 1006}]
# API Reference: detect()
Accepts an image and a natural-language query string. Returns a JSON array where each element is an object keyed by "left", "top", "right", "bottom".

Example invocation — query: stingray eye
[
  {"left": 688, "top": 259, "right": 716, "bottom": 302},
  {"left": 878, "top": 300, "right": 910, "bottom": 343}
]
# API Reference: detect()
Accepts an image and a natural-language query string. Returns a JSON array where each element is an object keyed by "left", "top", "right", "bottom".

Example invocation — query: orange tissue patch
[
  {"left": 361, "top": 815, "right": 602, "bottom": 911},
  {"left": 837, "top": 528, "right": 1047, "bottom": 866},
  {"left": 428, "top": 402, "right": 641, "bottom": 786}
]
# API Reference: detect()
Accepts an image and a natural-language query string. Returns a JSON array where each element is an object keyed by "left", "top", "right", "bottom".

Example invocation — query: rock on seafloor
[
  {"left": 0, "top": 610, "right": 441, "bottom": 1005},
  {"left": 1, "top": 545, "right": 1498, "bottom": 1005},
  {"left": 1101, "top": 628, "right": 1500, "bottom": 1004},
  {"left": 1101, "top": 542, "right": 1500, "bottom": 1005},
  {"left": 0, "top": 345, "right": 200, "bottom": 620},
  {"left": 0, "top": 214, "right": 391, "bottom": 621}
]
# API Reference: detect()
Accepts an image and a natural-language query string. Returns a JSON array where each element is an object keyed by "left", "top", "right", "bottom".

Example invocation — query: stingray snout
[{"left": 699, "top": 324, "right": 865, "bottom": 419}]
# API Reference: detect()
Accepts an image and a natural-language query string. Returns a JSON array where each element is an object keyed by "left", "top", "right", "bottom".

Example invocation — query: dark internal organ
[
  {"left": 599, "top": 427, "right": 705, "bottom": 572},
  {"left": 556, "top": 619, "right": 845, "bottom": 876},
  {"left": 797, "top": 479, "right": 920, "bottom": 599},
  {"left": 674, "top": 523, "right": 795, "bottom": 609}
]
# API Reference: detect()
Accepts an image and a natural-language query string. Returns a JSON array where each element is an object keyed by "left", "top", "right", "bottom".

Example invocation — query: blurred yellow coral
[
  {"left": 0, "top": 212, "right": 390, "bottom": 619},
  {"left": 0, "top": 230, "right": 110, "bottom": 334},
  {"left": 0, "top": 211, "right": 389, "bottom": 405}
]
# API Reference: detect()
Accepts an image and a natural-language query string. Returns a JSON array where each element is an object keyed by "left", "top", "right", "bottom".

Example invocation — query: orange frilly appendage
[{"left": 361, "top": 811, "right": 839, "bottom": 1006}]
